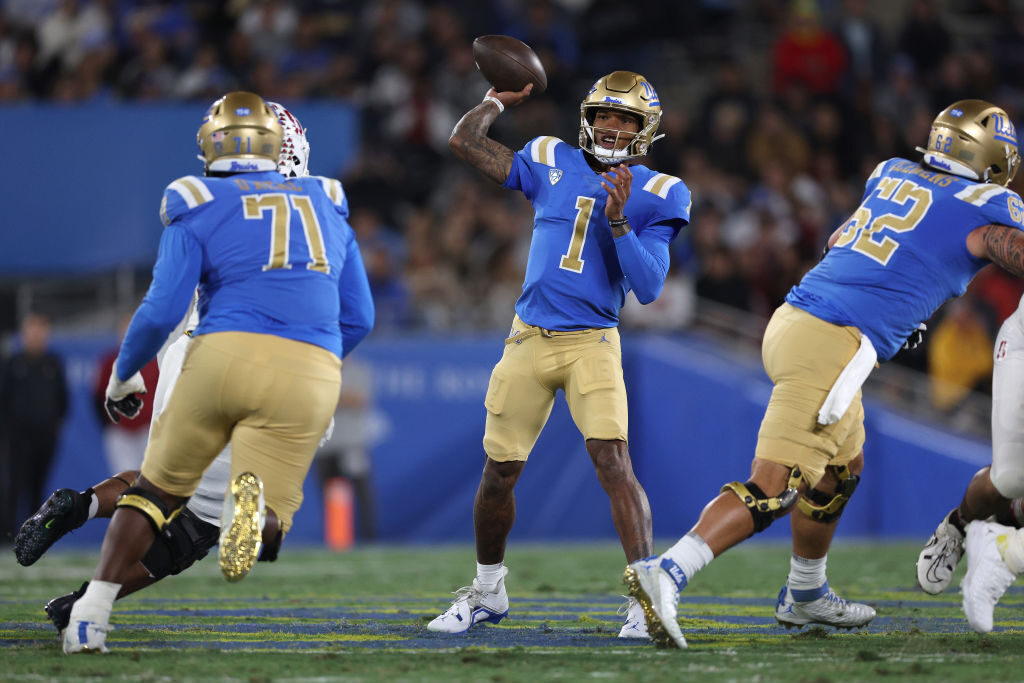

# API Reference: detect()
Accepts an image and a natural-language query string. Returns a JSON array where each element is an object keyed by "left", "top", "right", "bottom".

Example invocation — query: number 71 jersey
[
  {"left": 159, "top": 170, "right": 356, "bottom": 356},
  {"left": 504, "top": 136, "right": 691, "bottom": 330},
  {"left": 787, "top": 157, "right": 1024, "bottom": 360}
]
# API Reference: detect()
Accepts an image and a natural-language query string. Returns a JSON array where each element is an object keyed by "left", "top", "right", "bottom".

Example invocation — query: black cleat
[
  {"left": 13, "top": 489, "right": 89, "bottom": 566},
  {"left": 45, "top": 581, "right": 89, "bottom": 633}
]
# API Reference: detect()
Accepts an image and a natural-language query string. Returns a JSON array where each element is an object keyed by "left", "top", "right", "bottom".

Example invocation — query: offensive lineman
[
  {"left": 13, "top": 103, "right": 367, "bottom": 635},
  {"left": 62, "top": 92, "right": 374, "bottom": 654},
  {"left": 627, "top": 100, "right": 1024, "bottom": 648},
  {"left": 427, "top": 72, "right": 690, "bottom": 639}
]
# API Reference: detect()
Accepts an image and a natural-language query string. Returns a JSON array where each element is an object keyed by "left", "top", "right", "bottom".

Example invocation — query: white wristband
[{"left": 483, "top": 95, "right": 504, "bottom": 113}]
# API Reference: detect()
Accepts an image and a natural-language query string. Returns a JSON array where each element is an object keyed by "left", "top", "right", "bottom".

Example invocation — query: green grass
[{"left": 2, "top": 540, "right": 1023, "bottom": 682}]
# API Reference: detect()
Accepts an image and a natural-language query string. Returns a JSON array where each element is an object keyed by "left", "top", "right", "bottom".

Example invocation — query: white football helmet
[{"left": 268, "top": 101, "right": 311, "bottom": 177}]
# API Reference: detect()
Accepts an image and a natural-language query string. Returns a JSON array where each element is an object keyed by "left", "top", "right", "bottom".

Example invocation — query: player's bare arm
[
  {"left": 968, "top": 223, "right": 1024, "bottom": 278},
  {"left": 601, "top": 164, "right": 633, "bottom": 237},
  {"left": 448, "top": 85, "right": 532, "bottom": 185}
]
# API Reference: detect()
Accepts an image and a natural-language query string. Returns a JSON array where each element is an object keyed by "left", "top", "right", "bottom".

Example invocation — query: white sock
[
  {"left": 70, "top": 579, "right": 120, "bottom": 622},
  {"left": 476, "top": 562, "right": 505, "bottom": 592},
  {"left": 662, "top": 532, "right": 714, "bottom": 582},
  {"left": 997, "top": 526, "right": 1024, "bottom": 575},
  {"left": 787, "top": 554, "right": 828, "bottom": 598},
  {"left": 86, "top": 495, "right": 99, "bottom": 521}
]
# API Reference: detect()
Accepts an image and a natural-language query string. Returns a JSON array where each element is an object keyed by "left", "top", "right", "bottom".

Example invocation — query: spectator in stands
[
  {"left": 928, "top": 297, "right": 995, "bottom": 415},
  {"left": 0, "top": 313, "right": 68, "bottom": 540}
]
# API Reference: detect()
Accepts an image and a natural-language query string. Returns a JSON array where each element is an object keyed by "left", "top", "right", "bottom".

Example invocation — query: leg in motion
[
  {"left": 428, "top": 458, "right": 524, "bottom": 633},
  {"left": 776, "top": 454, "right": 875, "bottom": 629}
]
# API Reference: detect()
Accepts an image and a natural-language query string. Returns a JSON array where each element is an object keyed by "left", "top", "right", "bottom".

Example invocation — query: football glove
[
  {"left": 903, "top": 323, "right": 927, "bottom": 351},
  {"left": 104, "top": 363, "right": 146, "bottom": 424}
]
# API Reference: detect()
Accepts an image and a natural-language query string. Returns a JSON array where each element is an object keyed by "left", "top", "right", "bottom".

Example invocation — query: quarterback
[
  {"left": 626, "top": 100, "right": 1024, "bottom": 648},
  {"left": 61, "top": 92, "right": 374, "bottom": 654},
  {"left": 428, "top": 71, "right": 690, "bottom": 639}
]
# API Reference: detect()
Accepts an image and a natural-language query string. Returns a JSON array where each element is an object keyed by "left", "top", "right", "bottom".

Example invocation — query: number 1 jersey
[{"left": 503, "top": 136, "right": 691, "bottom": 331}]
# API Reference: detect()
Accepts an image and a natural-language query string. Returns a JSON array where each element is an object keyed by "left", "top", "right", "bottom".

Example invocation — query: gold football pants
[
  {"left": 482, "top": 315, "right": 629, "bottom": 461},
  {"left": 755, "top": 304, "right": 866, "bottom": 487},
  {"left": 141, "top": 331, "right": 341, "bottom": 532}
]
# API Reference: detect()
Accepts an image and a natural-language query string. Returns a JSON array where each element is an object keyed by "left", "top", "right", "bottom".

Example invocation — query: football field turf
[{"left": 2, "top": 541, "right": 1023, "bottom": 681}]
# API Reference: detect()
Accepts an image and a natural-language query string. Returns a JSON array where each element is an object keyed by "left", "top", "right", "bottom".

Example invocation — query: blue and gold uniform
[
  {"left": 758, "top": 153, "right": 1024, "bottom": 485},
  {"left": 788, "top": 158, "right": 1024, "bottom": 361},
  {"left": 117, "top": 169, "right": 373, "bottom": 532},
  {"left": 484, "top": 135, "right": 689, "bottom": 461}
]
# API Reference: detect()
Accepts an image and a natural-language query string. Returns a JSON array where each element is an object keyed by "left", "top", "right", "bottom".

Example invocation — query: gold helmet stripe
[
  {"left": 954, "top": 183, "right": 1007, "bottom": 207},
  {"left": 318, "top": 177, "right": 345, "bottom": 206},
  {"left": 642, "top": 173, "right": 681, "bottom": 199},
  {"left": 169, "top": 176, "right": 214, "bottom": 209},
  {"left": 530, "top": 136, "right": 560, "bottom": 167}
]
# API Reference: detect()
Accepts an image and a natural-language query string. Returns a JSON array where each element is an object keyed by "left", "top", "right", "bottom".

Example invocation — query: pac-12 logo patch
[{"left": 548, "top": 168, "right": 563, "bottom": 185}]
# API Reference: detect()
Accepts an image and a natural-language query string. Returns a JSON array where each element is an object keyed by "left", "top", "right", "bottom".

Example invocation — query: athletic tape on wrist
[{"left": 483, "top": 95, "right": 504, "bottom": 113}]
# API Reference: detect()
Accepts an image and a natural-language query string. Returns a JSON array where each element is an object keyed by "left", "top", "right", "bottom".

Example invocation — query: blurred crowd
[{"left": 4, "top": 0, "right": 1024, "bottom": 414}]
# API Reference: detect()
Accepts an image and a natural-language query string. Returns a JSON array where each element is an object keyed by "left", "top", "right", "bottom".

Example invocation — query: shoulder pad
[
  {"left": 528, "top": 136, "right": 565, "bottom": 167},
  {"left": 314, "top": 176, "right": 346, "bottom": 207},
  {"left": 641, "top": 172, "right": 683, "bottom": 200},
  {"left": 953, "top": 182, "right": 1010, "bottom": 208},
  {"left": 160, "top": 175, "right": 214, "bottom": 226}
]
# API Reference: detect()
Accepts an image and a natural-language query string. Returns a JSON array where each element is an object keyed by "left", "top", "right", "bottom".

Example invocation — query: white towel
[{"left": 817, "top": 334, "right": 877, "bottom": 425}]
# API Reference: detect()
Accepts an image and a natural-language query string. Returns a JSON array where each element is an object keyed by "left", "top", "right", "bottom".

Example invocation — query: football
[{"left": 472, "top": 35, "right": 547, "bottom": 96}]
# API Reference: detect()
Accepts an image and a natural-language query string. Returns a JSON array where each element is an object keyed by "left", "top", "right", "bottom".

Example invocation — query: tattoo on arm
[
  {"left": 984, "top": 224, "right": 1024, "bottom": 278},
  {"left": 448, "top": 103, "right": 515, "bottom": 184}
]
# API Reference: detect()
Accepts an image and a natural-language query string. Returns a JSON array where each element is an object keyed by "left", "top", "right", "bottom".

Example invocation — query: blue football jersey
[
  {"left": 503, "top": 136, "right": 691, "bottom": 330},
  {"left": 158, "top": 171, "right": 355, "bottom": 355},
  {"left": 787, "top": 157, "right": 1024, "bottom": 360}
]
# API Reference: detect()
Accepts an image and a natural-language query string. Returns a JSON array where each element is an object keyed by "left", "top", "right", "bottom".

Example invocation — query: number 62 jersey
[
  {"left": 503, "top": 136, "right": 691, "bottom": 331},
  {"left": 787, "top": 157, "right": 1024, "bottom": 360}
]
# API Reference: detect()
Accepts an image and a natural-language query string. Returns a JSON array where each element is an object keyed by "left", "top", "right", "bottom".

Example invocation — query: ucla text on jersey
[
  {"left": 788, "top": 157, "right": 1024, "bottom": 360},
  {"left": 504, "top": 136, "right": 691, "bottom": 330}
]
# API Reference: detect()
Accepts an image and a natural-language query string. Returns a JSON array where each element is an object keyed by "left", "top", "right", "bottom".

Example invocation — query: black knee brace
[
  {"left": 797, "top": 465, "right": 860, "bottom": 523},
  {"left": 141, "top": 507, "right": 219, "bottom": 579},
  {"left": 114, "top": 487, "right": 186, "bottom": 534},
  {"left": 722, "top": 467, "right": 803, "bottom": 533}
]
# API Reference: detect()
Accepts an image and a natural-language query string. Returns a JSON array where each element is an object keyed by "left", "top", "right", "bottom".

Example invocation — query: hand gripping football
[{"left": 472, "top": 35, "right": 547, "bottom": 95}]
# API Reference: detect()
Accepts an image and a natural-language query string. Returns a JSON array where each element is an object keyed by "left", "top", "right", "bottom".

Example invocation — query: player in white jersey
[
  {"left": 13, "top": 102, "right": 324, "bottom": 634},
  {"left": 917, "top": 293, "right": 1024, "bottom": 632}
]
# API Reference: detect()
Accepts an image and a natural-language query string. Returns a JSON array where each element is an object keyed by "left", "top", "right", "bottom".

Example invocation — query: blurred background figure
[
  {"left": 0, "top": 313, "right": 67, "bottom": 541},
  {"left": 92, "top": 312, "right": 159, "bottom": 472}
]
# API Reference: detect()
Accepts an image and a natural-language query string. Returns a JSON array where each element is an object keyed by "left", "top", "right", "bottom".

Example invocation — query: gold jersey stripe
[
  {"left": 169, "top": 176, "right": 214, "bottom": 209},
  {"left": 867, "top": 160, "right": 886, "bottom": 181},
  {"left": 955, "top": 183, "right": 1005, "bottom": 207},
  {"left": 318, "top": 177, "right": 345, "bottom": 206},
  {"left": 531, "top": 136, "right": 560, "bottom": 167},
  {"left": 642, "top": 173, "right": 681, "bottom": 199}
]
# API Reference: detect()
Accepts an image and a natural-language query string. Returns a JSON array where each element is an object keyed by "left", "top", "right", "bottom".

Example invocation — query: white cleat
[
  {"left": 775, "top": 584, "right": 875, "bottom": 629},
  {"left": 428, "top": 567, "right": 509, "bottom": 634},
  {"left": 62, "top": 603, "right": 111, "bottom": 654},
  {"left": 219, "top": 472, "right": 266, "bottom": 582},
  {"left": 962, "top": 521, "right": 1018, "bottom": 633},
  {"left": 617, "top": 596, "right": 650, "bottom": 639},
  {"left": 917, "top": 511, "right": 965, "bottom": 595},
  {"left": 623, "top": 556, "right": 687, "bottom": 649}
]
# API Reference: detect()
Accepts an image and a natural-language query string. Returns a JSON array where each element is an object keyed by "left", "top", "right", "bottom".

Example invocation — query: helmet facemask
[{"left": 578, "top": 71, "right": 664, "bottom": 165}]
